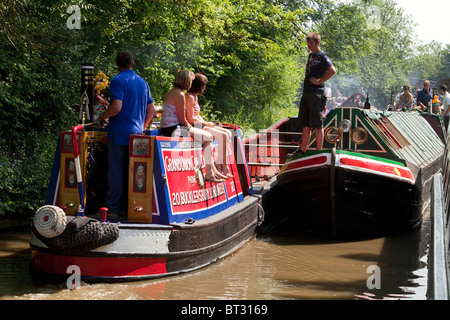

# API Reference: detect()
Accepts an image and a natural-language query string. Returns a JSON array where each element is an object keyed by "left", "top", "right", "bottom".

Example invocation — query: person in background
[
  {"left": 292, "top": 32, "right": 336, "bottom": 156},
  {"left": 161, "top": 70, "right": 224, "bottom": 183},
  {"left": 186, "top": 73, "right": 232, "bottom": 179},
  {"left": 395, "top": 85, "right": 413, "bottom": 111},
  {"left": 98, "top": 51, "right": 155, "bottom": 218},
  {"left": 440, "top": 85, "right": 450, "bottom": 131},
  {"left": 416, "top": 80, "right": 433, "bottom": 111},
  {"left": 335, "top": 89, "right": 345, "bottom": 104}
]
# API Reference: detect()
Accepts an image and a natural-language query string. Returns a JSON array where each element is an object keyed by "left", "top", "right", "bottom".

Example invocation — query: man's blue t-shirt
[
  {"left": 109, "top": 70, "right": 153, "bottom": 145},
  {"left": 303, "top": 51, "right": 333, "bottom": 92},
  {"left": 417, "top": 89, "right": 432, "bottom": 107}
]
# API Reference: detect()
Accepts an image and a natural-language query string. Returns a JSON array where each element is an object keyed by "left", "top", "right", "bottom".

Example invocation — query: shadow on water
[
  {"left": 0, "top": 231, "right": 69, "bottom": 299},
  {"left": 258, "top": 210, "right": 430, "bottom": 300}
]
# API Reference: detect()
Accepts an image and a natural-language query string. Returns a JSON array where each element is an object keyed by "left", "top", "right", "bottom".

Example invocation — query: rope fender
[{"left": 33, "top": 205, "right": 119, "bottom": 255}]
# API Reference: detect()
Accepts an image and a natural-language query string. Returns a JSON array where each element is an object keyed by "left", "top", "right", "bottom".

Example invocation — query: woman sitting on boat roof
[
  {"left": 160, "top": 69, "right": 225, "bottom": 183},
  {"left": 395, "top": 85, "right": 414, "bottom": 111},
  {"left": 186, "top": 73, "right": 233, "bottom": 180}
]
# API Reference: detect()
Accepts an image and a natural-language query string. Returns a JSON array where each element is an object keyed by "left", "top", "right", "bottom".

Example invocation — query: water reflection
[{"left": 0, "top": 211, "right": 429, "bottom": 300}]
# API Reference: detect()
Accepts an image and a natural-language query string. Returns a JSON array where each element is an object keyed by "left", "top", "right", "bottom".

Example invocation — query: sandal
[
  {"left": 217, "top": 165, "right": 233, "bottom": 179},
  {"left": 205, "top": 175, "right": 224, "bottom": 183},
  {"left": 223, "top": 171, "right": 233, "bottom": 178},
  {"left": 213, "top": 170, "right": 228, "bottom": 180},
  {"left": 288, "top": 148, "right": 306, "bottom": 157}
]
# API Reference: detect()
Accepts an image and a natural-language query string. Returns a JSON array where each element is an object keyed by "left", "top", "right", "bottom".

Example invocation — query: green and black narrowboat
[{"left": 275, "top": 107, "right": 445, "bottom": 238}]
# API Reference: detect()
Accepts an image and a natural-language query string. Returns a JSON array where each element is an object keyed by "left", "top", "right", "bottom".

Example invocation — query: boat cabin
[
  {"left": 310, "top": 108, "right": 445, "bottom": 166},
  {"left": 46, "top": 124, "right": 254, "bottom": 225}
]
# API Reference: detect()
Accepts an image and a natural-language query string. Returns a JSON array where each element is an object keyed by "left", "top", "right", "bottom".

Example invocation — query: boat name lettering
[
  {"left": 164, "top": 155, "right": 197, "bottom": 172},
  {"left": 172, "top": 184, "right": 225, "bottom": 207}
]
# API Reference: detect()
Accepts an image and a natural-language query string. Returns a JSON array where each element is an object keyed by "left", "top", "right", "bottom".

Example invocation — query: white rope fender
[{"left": 34, "top": 205, "right": 67, "bottom": 238}]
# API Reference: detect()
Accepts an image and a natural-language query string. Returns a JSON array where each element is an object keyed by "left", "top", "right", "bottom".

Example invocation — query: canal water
[{"left": 0, "top": 211, "right": 430, "bottom": 300}]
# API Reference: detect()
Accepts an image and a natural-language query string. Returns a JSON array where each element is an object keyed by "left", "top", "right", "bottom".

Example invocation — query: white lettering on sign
[
  {"left": 164, "top": 155, "right": 196, "bottom": 172},
  {"left": 171, "top": 184, "right": 226, "bottom": 207}
]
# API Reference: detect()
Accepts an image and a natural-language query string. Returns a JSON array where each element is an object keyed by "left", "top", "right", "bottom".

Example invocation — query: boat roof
[{"left": 322, "top": 108, "right": 445, "bottom": 168}]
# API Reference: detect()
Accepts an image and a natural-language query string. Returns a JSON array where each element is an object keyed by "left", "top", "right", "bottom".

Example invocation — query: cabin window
[
  {"left": 338, "top": 119, "right": 352, "bottom": 133},
  {"left": 351, "top": 127, "right": 368, "bottom": 145},
  {"left": 325, "top": 126, "right": 342, "bottom": 144}
]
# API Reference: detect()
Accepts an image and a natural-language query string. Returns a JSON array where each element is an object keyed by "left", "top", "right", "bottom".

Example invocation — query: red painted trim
[
  {"left": 237, "top": 137, "right": 251, "bottom": 187},
  {"left": 376, "top": 119, "right": 402, "bottom": 148},
  {"left": 284, "top": 155, "right": 328, "bottom": 171},
  {"left": 72, "top": 125, "right": 83, "bottom": 158},
  {"left": 339, "top": 157, "right": 414, "bottom": 181},
  {"left": 30, "top": 250, "right": 167, "bottom": 278}
]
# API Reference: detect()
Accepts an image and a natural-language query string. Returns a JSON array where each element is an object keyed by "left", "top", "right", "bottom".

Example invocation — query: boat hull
[
  {"left": 276, "top": 150, "right": 429, "bottom": 238},
  {"left": 30, "top": 195, "right": 262, "bottom": 281}
]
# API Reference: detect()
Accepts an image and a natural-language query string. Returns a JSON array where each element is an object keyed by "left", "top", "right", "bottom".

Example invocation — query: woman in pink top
[
  {"left": 186, "top": 73, "right": 233, "bottom": 179},
  {"left": 161, "top": 70, "right": 224, "bottom": 183}
]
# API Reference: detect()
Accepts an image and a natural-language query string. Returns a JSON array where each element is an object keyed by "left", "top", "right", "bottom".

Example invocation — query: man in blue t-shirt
[
  {"left": 99, "top": 51, "right": 155, "bottom": 217},
  {"left": 416, "top": 80, "right": 433, "bottom": 111},
  {"left": 293, "top": 32, "right": 336, "bottom": 156}
]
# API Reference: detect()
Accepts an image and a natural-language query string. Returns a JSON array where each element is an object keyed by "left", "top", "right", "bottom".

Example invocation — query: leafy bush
[{"left": 0, "top": 140, "right": 54, "bottom": 218}]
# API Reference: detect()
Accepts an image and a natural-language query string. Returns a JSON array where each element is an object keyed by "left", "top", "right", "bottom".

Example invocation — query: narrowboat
[
  {"left": 273, "top": 107, "right": 445, "bottom": 238},
  {"left": 30, "top": 69, "right": 263, "bottom": 282},
  {"left": 30, "top": 123, "right": 263, "bottom": 282}
]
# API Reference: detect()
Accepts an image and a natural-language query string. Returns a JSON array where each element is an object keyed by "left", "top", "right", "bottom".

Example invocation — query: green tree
[
  {"left": 0, "top": 0, "right": 395, "bottom": 218},
  {"left": 410, "top": 42, "right": 450, "bottom": 82}
]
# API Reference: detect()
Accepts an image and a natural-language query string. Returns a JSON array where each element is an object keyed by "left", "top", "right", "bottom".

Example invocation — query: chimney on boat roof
[{"left": 80, "top": 63, "right": 95, "bottom": 122}]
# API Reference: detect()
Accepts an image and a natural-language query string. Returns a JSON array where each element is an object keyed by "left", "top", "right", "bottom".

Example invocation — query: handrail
[{"left": 71, "top": 122, "right": 99, "bottom": 216}]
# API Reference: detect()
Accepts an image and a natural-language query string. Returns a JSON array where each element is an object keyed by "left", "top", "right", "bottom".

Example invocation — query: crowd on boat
[{"left": 93, "top": 50, "right": 236, "bottom": 218}]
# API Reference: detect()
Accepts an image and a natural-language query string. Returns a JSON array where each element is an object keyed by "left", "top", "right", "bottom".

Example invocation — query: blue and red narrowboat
[
  {"left": 30, "top": 122, "right": 263, "bottom": 281},
  {"left": 30, "top": 65, "right": 263, "bottom": 281}
]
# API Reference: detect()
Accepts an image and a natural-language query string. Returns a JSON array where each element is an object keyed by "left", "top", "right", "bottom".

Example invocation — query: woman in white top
[
  {"left": 440, "top": 85, "right": 450, "bottom": 131},
  {"left": 160, "top": 70, "right": 224, "bottom": 183}
]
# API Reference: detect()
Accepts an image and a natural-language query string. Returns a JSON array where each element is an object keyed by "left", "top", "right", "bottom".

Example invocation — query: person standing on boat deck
[
  {"left": 98, "top": 51, "right": 155, "bottom": 217},
  {"left": 292, "top": 32, "right": 336, "bottom": 156},
  {"left": 440, "top": 85, "right": 450, "bottom": 131},
  {"left": 161, "top": 70, "right": 224, "bottom": 183},
  {"left": 416, "top": 80, "right": 433, "bottom": 112}
]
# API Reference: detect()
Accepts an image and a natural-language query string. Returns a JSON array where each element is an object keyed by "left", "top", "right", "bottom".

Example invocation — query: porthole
[
  {"left": 339, "top": 119, "right": 352, "bottom": 133},
  {"left": 324, "top": 126, "right": 342, "bottom": 144},
  {"left": 351, "top": 127, "right": 368, "bottom": 145}
]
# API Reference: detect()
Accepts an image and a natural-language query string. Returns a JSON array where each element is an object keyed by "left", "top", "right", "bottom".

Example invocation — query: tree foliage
[{"left": 0, "top": 0, "right": 446, "bottom": 217}]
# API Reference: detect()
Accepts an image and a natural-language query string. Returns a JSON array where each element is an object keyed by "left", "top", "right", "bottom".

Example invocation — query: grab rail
[{"left": 71, "top": 122, "right": 99, "bottom": 216}]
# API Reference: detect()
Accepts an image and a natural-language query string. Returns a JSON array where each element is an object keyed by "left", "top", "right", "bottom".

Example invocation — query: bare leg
[
  {"left": 300, "top": 126, "right": 311, "bottom": 152},
  {"left": 190, "top": 127, "right": 224, "bottom": 182},
  {"left": 315, "top": 127, "right": 324, "bottom": 150},
  {"left": 204, "top": 127, "right": 232, "bottom": 177}
]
